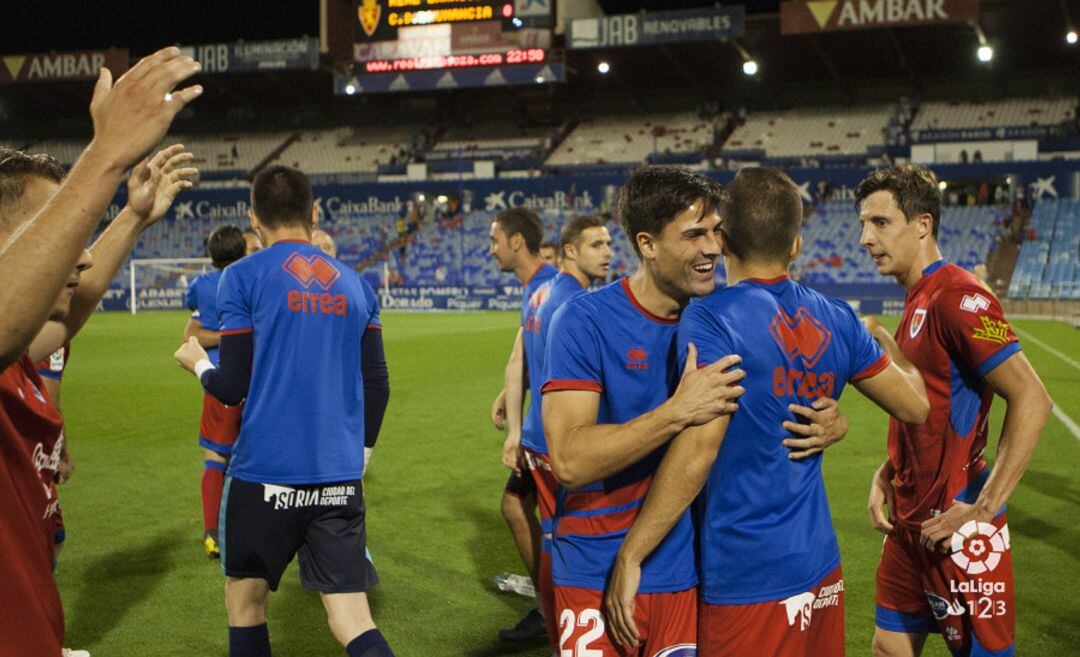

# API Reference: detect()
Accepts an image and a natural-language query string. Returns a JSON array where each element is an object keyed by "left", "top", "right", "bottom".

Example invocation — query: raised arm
[
  {"left": 0, "top": 48, "right": 201, "bottom": 368},
  {"left": 543, "top": 345, "right": 743, "bottom": 490},
  {"left": 855, "top": 317, "right": 930, "bottom": 424},
  {"left": 605, "top": 414, "right": 730, "bottom": 648}
]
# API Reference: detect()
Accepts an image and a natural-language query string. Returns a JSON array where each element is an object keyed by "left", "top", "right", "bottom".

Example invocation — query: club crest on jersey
[
  {"left": 909, "top": 308, "right": 928, "bottom": 339},
  {"left": 283, "top": 253, "right": 341, "bottom": 290},
  {"left": 960, "top": 293, "right": 990, "bottom": 314},
  {"left": 769, "top": 307, "right": 832, "bottom": 368},
  {"left": 358, "top": 0, "right": 381, "bottom": 37},
  {"left": 626, "top": 346, "right": 648, "bottom": 371},
  {"left": 653, "top": 646, "right": 696, "bottom": 657}
]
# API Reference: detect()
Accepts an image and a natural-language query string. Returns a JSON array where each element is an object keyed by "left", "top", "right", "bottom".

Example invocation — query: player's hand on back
[
  {"left": 174, "top": 336, "right": 209, "bottom": 374},
  {"left": 126, "top": 145, "right": 198, "bottom": 225},
  {"left": 781, "top": 397, "right": 848, "bottom": 460},
  {"left": 87, "top": 46, "right": 202, "bottom": 171},
  {"left": 669, "top": 344, "right": 744, "bottom": 427},
  {"left": 868, "top": 460, "right": 897, "bottom": 534}
]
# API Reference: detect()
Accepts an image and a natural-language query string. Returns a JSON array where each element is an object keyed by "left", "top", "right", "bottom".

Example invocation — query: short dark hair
[
  {"left": 721, "top": 167, "right": 803, "bottom": 264},
  {"left": 0, "top": 148, "right": 65, "bottom": 212},
  {"left": 494, "top": 207, "right": 543, "bottom": 254},
  {"left": 560, "top": 215, "right": 606, "bottom": 253},
  {"left": 540, "top": 240, "right": 558, "bottom": 252},
  {"left": 855, "top": 164, "right": 941, "bottom": 238},
  {"left": 207, "top": 225, "right": 247, "bottom": 269},
  {"left": 251, "top": 165, "right": 313, "bottom": 229},
  {"left": 616, "top": 166, "right": 724, "bottom": 258}
]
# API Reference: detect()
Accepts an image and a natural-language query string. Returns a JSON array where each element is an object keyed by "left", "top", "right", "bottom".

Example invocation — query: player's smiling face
[
  {"left": 859, "top": 190, "right": 923, "bottom": 278},
  {"left": 571, "top": 226, "right": 613, "bottom": 280},
  {"left": 649, "top": 199, "right": 722, "bottom": 300}
]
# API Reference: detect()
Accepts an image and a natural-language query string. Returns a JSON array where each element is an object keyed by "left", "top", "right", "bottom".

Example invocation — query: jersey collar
[
  {"left": 522, "top": 262, "right": 549, "bottom": 286},
  {"left": 741, "top": 274, "right": 790, "bottom": 286},
  {"left": 620, "top": 278, "right": 679, "bottom": 325},
  {"left": 922, "top": 260, "right": 947, "bottom": 277},
  {"left": 908, "top": 260, "right": 948, "bottom": 298}
]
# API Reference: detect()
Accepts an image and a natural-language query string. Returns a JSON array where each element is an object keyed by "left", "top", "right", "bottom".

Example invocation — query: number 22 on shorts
[{"left": 559, "top": 608, "right": 606, "bottom": 657}]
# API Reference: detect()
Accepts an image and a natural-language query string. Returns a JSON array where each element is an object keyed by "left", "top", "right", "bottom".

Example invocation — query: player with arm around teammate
[
  {"left": 604, "top": 167, "right": 930, "bottom": 657},
  {"left": 184, "top": 225, "right": 247, "bottom": 558},
  {"left": 175, "top": 165, "right": 393, "bottom": 657},
  {"left": 857, "top": 165, "right": 1051, "bottom": 657}
]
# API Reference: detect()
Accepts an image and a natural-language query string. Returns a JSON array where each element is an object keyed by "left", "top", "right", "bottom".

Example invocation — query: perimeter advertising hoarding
[
  {"left": 568, "top": 6, "right": 745, "bottom": 49},
  {"left": 179, "top": 38, "right": 319, "bottom": 73},
  {"left": 0, "top": 49, "right": 129, "bottom": 84},
  {"left": 780, "top": 0, "right": 979, "bottom": 35}
]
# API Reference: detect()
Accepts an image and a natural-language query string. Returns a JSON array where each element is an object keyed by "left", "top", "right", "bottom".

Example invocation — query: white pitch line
[{"left": 1014, "top": 328, "right": 1080, "bottom": 443}]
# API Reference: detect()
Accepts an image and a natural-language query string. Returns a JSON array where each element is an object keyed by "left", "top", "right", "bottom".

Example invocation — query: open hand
[{"left": 782, "top": 397, "right": 848, "bottom": 459}]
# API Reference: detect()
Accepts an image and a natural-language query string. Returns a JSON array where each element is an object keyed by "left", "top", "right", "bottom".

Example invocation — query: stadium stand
[
  {"left": 911, "top": 97, "right": 1078, "bottom": 131},
  {"left": 720, "top": 105, "right": 893, "bottom": 162},
  {"left": 426, "top": 121, "right": 554, "bottom": 172},
  {"left": 279, "top": 125, "right": 423, "bottom": 174},
  {"left": 1008, "top": 198, "right": 1080, "bottom": 300},
  {"left": 546, "top": 112, "right": 715, "bottom": 166}
]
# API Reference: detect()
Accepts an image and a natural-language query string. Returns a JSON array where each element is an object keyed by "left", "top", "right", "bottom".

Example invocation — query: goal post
[{"left": 128, "top": 257, "right": 213, "bottom": 315}]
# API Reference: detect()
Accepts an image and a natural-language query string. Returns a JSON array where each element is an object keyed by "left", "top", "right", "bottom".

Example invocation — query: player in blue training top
[
  {"left": 174, "top": 165, "right": 394, "bottom": 657},
  {"left": 541, "top": 166, "right": 750, "bottom": 656},
  {"left": 487, "top": 207, "right": 558, "bottom": 644},
  {"left": 520, "top": 213, "right": 612, "bottom": 648},
  {"left": 183, "top": 224, "right": 247, "bottom": 558},
  {"left": 604, "top": 168, "right": 931, "bottom": 657}
]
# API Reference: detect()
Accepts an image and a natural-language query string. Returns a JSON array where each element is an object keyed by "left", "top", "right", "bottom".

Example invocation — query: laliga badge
[{"left": 909, "top": 308, "right": 927, "bottom": 339}]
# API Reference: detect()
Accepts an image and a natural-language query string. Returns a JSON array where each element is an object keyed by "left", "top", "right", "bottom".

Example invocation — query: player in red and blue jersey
[
  {"left": 183, "top": 224, "right": 247, "bottom": 558},
  {"left": 175, "top": 165, "right": 393, "bottom": 657},
  {"left": 487, "top": 207, "right": 559, "bottom": 643},
  {"left": 542, "top": 166, "right": 749, "bottom": 656},
  {"left": 604, "top": 168, "right": 930, "bottom": 657},
  {"left": 856, "top": 165, "right": 1051, "bottom": 657},
  {"left": 520, "top": 214, "right": 613, "bottom": 648}
]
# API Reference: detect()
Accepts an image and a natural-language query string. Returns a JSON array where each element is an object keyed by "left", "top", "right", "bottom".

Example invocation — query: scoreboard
[{"left": 356, "top": 0, "right": 518, "bottom": 41}]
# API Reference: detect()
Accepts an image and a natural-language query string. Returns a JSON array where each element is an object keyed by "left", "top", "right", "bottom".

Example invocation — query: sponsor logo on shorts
[
  {"left": 262, "top": 483, "right": 357, "bottom": 510},
  {"left": 950, "top": 520, "right": 1010, "bottom": 574},
  {"left": 654, "top": 645, "right": 696, "bottom": 657},
  {"left": 960, "top": 294, "right": 990, "bottom": 313},
  {"left": 779, "top": 579, "right": 843, "bottom": 631},
  {"left": 925, "top": 591, "right": 966, "bottom": 620},
  {"left": 909, "top": 308, "right": 927, "bottom": 339}
]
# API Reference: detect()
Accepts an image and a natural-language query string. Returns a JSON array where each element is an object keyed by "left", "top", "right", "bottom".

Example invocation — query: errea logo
[{"left": 626, "top": 347, "right": 648, "bottom": 371}]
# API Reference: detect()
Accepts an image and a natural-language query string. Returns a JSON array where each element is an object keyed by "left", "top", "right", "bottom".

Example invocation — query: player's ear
[
  {"left": 790, "top": 235, "right": 803, "bottom": 261},
  {"left": 915, "top": 212, "right": 933, "bottom": 239},
  {"left": 636, "top": 232, "right": 656, "bottom": 260},
  {"left": 311, "top": 204, "right": 319, "bottom": 229},
  {"left": 247, "top": 209, "right": 259, "bottom": 232}
]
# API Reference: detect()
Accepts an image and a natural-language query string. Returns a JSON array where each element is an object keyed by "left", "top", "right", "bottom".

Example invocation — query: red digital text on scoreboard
[{"left": 363, "top": 47, "right": 545, "bottom": 72}]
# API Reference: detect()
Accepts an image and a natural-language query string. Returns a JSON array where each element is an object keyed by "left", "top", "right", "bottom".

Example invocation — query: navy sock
[
  {"left": 346, "top": 628, "right": 394, "bottom": 657},
  {"left": 229, "top": 623, "right": 271, "bottom": 657}
]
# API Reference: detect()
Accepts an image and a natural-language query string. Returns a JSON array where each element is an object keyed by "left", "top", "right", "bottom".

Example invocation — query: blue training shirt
[
  {"left": 679, "top": 275, "right": 889, "bottom": 605},
  {"left": 520, "top": 262, "right": 558, "bottom": 450},
  {"left": 216, "top": 240, "right": 382, "bottom": 485},
  {"left": 542, "top": 278, "right": 696, "bottom": 594},
  {"left": 185, "top": 269, "right": 224, "bottom": 365},
  {"left": 521, "top": 271, "right": 585, "bottom": 455}
]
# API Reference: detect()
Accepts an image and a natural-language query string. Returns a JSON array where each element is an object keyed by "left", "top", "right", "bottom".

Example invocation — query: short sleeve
[
  {"left": 542, "top": 302, "right": 603, "bottom": 393},
  {"left": 677, "top": 300, "right": 733, "bottom": 370},
  {"left": 935, "top": 286, "right": 1020, "bottom": 378},
  {"left": 362, "top": 278, "right": 381, "bottom": 330},
  {"left": 185, "top": 278, "right": 199, "bottom": 316},
  {"left": 216, "top": 265, "right": 253, "bottom": 334},
  {"left": 837, "top": 301, "right": 890, "bottom": 382}
]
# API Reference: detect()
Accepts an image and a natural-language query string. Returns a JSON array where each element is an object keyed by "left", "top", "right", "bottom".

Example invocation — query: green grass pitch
[{"left": 52, "top": 311, "right": 1080, "bottom": 656}]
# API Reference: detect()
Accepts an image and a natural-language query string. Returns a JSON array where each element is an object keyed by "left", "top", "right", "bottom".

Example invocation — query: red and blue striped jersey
[
  {"left": 542, "top": 278, "right": 695, "bottom": 594},
  {"left": 680, "top": 275, "right": 888, "bottom": 605},
  {"left": 889, "top": 261, "right": 1020, "bottom": 528},
  {"left": 216, "top": 240, "right": 381, "bottom": 485}
]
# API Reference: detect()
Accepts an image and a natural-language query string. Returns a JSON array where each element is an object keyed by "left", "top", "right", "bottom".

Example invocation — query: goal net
[{"left": 128, "top": 258, "right": 213, "bottom": 315}]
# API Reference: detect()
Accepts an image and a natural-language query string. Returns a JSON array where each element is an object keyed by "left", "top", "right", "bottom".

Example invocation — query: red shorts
[
  {"left": 699, "top": 566, "right": 844, "bottom": 657},
  {"left": 198, "top": 393, "right": 242, "bottom": 455},
  {"left": 555, "top": 584, "right": 696, "bottom": 657},
  {"left": 875, "top": 513, "right": 1014, "bottom": 655},
  {"left": 522, "top": 447, "right": 557, "bottom": 533}
]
